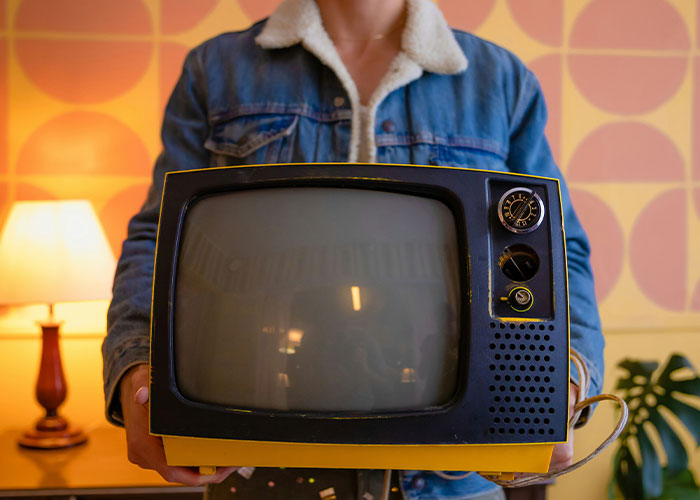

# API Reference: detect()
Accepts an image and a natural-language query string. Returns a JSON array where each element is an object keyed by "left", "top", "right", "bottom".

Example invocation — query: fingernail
[{"left": 134, "top": 386, "right": 149, "bottom": 404}]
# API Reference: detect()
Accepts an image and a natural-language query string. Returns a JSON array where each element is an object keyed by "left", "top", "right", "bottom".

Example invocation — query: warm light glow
[
  {"left": 278, "top": 328, "right": 304, "bottom": 355},
  {"left": 288, "top": 328, "right": 304, "bottom": 346},
  {"left": 351, "top": 286, "right": 362, "bottom": 311},
  {"left": 277, "top": 373, "right": 290, "bottom": 388},
  {"left": 0, "top": 300, "right": 110, "bottom": 336},
  {"left": 401, "top": 367, "right": 416, "bottom": 383},
  {"left": 0, "top": 200, "right": 116, "bottom": 306}
]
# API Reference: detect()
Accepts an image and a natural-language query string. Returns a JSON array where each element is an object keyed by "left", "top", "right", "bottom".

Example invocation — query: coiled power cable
[{"left": 378, "top": 349, "right": 629, "bottom": 498}]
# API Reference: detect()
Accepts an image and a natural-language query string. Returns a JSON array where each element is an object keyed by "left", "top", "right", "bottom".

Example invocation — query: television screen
[{"left": 174, "top": 187, "right": 460, "bottom": 412}]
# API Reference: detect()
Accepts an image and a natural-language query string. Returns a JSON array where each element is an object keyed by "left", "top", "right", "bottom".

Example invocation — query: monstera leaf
[
  {"left": 611, "top": 354, "right": 700, "bottom": 500},
  {"left": 656, "top": 469, "right": 700, "bottom": 500}
]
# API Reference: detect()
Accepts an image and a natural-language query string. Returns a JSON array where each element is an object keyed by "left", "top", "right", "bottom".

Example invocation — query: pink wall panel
[
  {"left": 568, "top": 123, "right": 684, "bottom": 182},
  {"left": 160, "top": 0, "right": 218, "bottom": 34},
  {"left": 2, "top": 0, "right": 699, "bottom": 320},
  {"left": 15, "top": 0, "right": 151, "bottom": 34},
  {"left": 507, "top": 0, "right": 562, "bottom": 46}
]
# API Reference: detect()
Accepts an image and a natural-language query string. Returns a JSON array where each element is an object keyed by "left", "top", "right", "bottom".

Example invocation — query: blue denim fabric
[
  {"left": 400, "top": 471, "right": 502, "bottom": 500},
  {"left": 102, "top": 20, "right": 604, "bottom": 500}
]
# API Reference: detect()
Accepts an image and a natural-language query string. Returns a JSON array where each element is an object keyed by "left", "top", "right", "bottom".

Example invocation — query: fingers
[
  {"left": 207, "top": 466, "right": 240, "bottom": 484},
  {"left": 126, "top": 434, "right": 202, "bottom": 486},
  {"left": 549, "top": 437, "right": 575, "bottom": 472},
  {"left": 548, "top": 385, "right": 578, "bottom": 473},
  {"left": 158, "top": 466, "right": 207, "bottom": 486},
  {"left": 120, "top": 364, "right": 150, "bottom": 408},
  {"left": 120, "top": 364, "right": 240, "bottom": 487},
  {"left": 125, "top": 432, "right": 165, "bottom": 469},
  {"left": 157, "top": 466, "right": 240, "bottom": 487},
  {"left": 568, "top": 383, "right": 580, "bottom": 426}
]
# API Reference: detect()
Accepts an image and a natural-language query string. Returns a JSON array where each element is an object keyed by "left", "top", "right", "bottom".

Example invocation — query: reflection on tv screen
[{"left": 174, "top": 188, "right": 461, "bottom": 412}]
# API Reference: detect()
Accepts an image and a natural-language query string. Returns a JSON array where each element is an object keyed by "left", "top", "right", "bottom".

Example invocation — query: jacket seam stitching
[{"left": 210, "top": 104, "right": 352, "bottom": 125}]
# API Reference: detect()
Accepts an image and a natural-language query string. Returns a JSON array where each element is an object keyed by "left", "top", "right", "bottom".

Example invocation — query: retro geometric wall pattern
[{"left": 1, "top": 0, "right": 699, "bottom": 335}]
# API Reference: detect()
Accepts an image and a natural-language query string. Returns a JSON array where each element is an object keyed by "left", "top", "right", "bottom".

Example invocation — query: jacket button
[
  {"left": 411, "top": 476, "right": 425, "bottom": 489},
  {"left": 334, "top": 96, "right": 345, "bottom": 107},
  {"left": 381, "top": 119, "right": 396, "bottom": 133}
]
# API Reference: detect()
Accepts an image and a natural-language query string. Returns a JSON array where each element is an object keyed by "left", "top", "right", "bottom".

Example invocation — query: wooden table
[
  {"left": 0, "top": 424, "right": 549, "bottom": 499},
  {"left": 0, "top": 425, "right": 204, "bottom": 499}
]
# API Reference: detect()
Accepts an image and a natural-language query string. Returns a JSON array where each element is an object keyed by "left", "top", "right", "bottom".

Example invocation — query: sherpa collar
[{"left": 255, "top": 0, "right": 468, "bottom": 162}]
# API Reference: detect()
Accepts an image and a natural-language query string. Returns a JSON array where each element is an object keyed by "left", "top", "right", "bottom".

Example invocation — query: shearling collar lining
[
  {"left": 255, "top": 0, "right": 468, "bottom": 162},
  {"left": 255, "top": 0, "right": 468, "bottom": 75}
]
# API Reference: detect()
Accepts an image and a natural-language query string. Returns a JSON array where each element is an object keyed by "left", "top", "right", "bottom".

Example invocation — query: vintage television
[{"left": 149, "top": 163, "right": 570, "bottom": 478}]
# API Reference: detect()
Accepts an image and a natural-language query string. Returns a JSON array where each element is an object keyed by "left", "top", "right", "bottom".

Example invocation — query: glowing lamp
[{"left": 0, "top": 200, "right": 116, "bottom": 448}]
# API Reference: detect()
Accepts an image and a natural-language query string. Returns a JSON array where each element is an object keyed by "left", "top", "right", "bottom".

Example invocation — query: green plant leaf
[
  {"left": 618, "top": 378, "right": 642, "bottom": 390},
  {"left": 616, "top": 448, "right": 644, "bottom": 500},
  {"left": 657, "top": 354, "right": 700, "bottom": 398},
  {"left": 664, "top": 379, "right": 700, "bottom": 397},
  {"left": 613, "top": 354, "right": 700, "bottom": 500},
  {"left": 608, "top": 477, "right": 619, "bottom": 500},
  {"left": 658, "top": 355, "right": 693, "bottom": 385},
  {"left": 656, "top": 469, "right": 700, "bottom": 500},
  {"left": 618, "top": 360, "right": 658, "bottom": 382},
  {"left": 647, "top": 408, "right": 688, "bottom": 476},
  {"left": 658, "top": 395, "right": 700, "bottom": 446},
  {"left": 638, "top": 425, "right": 663, "bottom": 498}
]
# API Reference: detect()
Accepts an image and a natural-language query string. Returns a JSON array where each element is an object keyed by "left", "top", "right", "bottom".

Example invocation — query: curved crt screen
[{"left": 173, "top": 187, "right": 461, "bottom": 412}]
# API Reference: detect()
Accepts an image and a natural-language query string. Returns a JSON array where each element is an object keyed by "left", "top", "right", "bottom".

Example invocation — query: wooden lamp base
[
  {"left": 19, "top": 415, "right": 87, "bottom": 450},
  {"left": 18, "top": 320, "right": 88, "bottom": 450}
]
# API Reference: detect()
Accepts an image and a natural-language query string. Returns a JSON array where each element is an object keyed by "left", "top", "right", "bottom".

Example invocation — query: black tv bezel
[{"left": 149, "top": 163, "right": 570, "bottom": 446}]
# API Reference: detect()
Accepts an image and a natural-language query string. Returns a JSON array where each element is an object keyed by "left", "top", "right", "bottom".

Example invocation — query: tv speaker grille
[{"left": 486, "top": 322, "right": 559, "bottom": 438}]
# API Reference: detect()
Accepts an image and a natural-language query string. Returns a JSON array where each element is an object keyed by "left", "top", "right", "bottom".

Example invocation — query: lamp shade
[{"left": 0, "top": 200, "right": 116, "bottom": 305}]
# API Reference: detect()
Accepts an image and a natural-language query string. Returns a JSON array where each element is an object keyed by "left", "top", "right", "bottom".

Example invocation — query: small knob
[{"left": 507, "top": 287, "right": 533, "bottom": 312}]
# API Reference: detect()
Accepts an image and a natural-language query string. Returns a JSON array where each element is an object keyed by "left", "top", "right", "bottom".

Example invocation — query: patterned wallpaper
[{"left": 0, "top": 0, "right": 699, "bottom": 333}]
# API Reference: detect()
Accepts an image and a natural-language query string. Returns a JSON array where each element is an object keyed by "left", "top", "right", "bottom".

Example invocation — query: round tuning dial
[{"left": 497, "top": 187, "right": 545, "bottom": 234}]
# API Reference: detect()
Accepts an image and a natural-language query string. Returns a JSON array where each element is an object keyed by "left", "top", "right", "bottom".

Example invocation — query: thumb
[{"left": 134, "top": 386, "right": 150, "bottom": 405}]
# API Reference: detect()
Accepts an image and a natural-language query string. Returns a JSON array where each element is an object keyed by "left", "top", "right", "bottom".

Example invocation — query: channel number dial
[{"left": 497, "top": 187, "right": 545, "bottom": 234}]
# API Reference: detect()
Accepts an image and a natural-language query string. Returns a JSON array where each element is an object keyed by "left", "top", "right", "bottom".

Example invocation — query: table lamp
[{"left": 0, "top": 200, "right": 116, "bottom": 449}]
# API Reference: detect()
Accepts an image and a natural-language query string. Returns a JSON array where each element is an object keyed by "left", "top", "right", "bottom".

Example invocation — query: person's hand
[
  {"left": 119, "top": 364, "right": 239, "bottom": 486},
  {"left": 548, "top": 382, "right": 579, "bottom": 472}
]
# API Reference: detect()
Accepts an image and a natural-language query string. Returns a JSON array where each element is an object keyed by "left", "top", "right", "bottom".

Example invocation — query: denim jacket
[{"left": 102, "top": 0, "right": 604, "bottom": 497}]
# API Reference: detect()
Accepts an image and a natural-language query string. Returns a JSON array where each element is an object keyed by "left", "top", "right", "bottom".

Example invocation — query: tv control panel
[{"left": 490, "top": 181, "right": 556, "bottom": 320}]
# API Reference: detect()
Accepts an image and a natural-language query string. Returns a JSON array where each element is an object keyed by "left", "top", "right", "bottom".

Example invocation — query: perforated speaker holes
[{"left": 487, "top": 322, "right": 557, "bottom": 437}]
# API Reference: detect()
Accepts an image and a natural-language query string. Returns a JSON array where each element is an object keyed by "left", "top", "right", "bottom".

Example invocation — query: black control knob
[{"left": 499, "top": 244, "right": 539, "bottom": 282}]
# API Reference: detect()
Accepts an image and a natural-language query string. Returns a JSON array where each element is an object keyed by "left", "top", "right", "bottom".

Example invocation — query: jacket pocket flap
[
  {"left": 376, "top": 133, "right": 507, "bottom": 160},
  {"left": 205, "top": 114, "right": 299, "bottom": 157}
]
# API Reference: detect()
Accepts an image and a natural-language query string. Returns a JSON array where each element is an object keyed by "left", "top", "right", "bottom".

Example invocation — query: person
[{"left": 102, "top": 0, "right": 605, "bottom": 498}]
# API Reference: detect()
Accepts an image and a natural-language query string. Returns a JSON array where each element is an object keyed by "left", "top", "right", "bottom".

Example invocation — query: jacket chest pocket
[
  {"left": 377, "top": 134, "right": 509, "bottom": 171},
  {"left": 204, "top": 114, "right": 299, "bottom": 166},
  {"left": 433, "top": 144, "right": 508, "bottom": 171}
]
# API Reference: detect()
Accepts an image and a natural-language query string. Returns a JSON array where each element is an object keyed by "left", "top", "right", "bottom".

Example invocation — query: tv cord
[
  {"left": 482, "top": 349, "right": 628, "bottom": 487},
  {"left": 378, "top": 349, "right": 630, "bottom": 496}
]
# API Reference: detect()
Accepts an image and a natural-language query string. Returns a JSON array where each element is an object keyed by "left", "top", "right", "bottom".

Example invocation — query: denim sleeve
[
  {"left": 101, "top": 48, "right": 211, "bottom": 426},
  {"left": 506, "top": 69, "right": 605, "bottom": 404}
]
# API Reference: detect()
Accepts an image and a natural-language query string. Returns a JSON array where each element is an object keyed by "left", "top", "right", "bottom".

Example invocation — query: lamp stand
[{"left": 18, "top": 321, "right": 88, "bottom": 449}]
